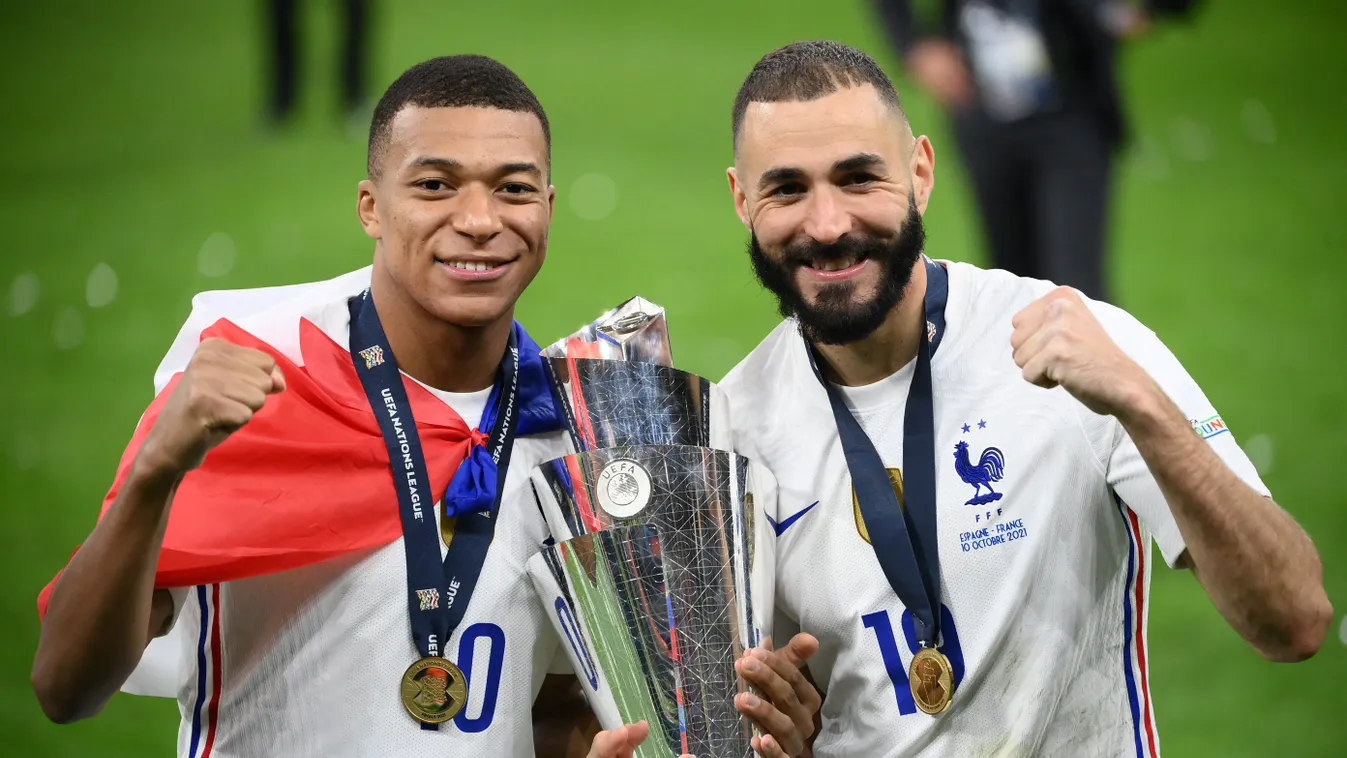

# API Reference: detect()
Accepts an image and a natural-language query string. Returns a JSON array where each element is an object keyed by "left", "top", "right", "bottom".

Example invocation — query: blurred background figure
[
  {"left": 266, "top": 0, "right": 372, "bottom": 130},
  {"left": 876, "top": 0, "right": 1199, "bottom": 301}
]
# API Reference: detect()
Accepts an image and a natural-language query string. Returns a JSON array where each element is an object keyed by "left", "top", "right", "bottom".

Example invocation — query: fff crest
[{"left": 953, "top": 425, "right": 1007, "bottom": 506}]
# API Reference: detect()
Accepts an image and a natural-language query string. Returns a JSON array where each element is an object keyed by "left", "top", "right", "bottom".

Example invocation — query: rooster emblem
[{"left": 954, "top": 440, "right": 1006, "bottom": 506}]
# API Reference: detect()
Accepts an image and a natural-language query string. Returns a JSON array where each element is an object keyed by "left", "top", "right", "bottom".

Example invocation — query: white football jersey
[
  {"left": 721, "top": 261, "right": 1268, "bottom": 758},
  {"left": 112, "top": 268, "right": 575, "bottom": 757}
]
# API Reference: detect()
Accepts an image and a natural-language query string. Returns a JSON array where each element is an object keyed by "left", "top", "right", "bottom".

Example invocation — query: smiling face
[
  {"left": 357, "top": 104, "right": 554, "bottom": 328},
  {"left": 729, "top": 83, "right": 935, "bottom": 344}
]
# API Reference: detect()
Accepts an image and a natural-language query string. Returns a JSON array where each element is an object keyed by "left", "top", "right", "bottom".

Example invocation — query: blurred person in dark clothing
[
  {"left": 266, "top": 0, "right": 371, "bottom": 128},
  {"left": 876, "top": 0, "right": 1199, "bottom": 301}
]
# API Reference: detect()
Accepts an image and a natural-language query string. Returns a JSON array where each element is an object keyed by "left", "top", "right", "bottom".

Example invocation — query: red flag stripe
[{"left": 38, "top": 316, "right": 481, "bottom": 618}]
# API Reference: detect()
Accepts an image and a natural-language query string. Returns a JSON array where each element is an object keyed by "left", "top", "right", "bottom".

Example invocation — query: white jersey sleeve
[{"left": 1092, "top": 301, "right": 1271, "bottom": 567}]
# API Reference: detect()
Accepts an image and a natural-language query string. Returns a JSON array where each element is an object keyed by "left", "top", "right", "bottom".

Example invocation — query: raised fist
[{"left": 137, "top": 338, "right": 286, "bottom": 477}]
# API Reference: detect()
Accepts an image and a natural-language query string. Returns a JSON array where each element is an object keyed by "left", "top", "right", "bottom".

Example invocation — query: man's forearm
[
  {"left": 32, "top": 459, "right": 180, "bottom": 723},
  {"left": 1116, "top": 381, "right": 1332, "bottom": 660}
]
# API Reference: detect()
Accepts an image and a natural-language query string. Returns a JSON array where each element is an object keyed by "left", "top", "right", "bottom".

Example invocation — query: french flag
[{"left": 37, "top": 269, "right": 560, "bottom": 617}]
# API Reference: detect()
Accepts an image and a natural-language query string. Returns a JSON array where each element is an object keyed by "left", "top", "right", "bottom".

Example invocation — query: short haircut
[
  {"left": 732, "top": 40, "right": 904, "bottom": 148},
  {"left": 367, "top": 54, "right": 551, "bottom": 179}
]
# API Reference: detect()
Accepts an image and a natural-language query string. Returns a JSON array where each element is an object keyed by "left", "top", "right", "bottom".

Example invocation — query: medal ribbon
[
  {"left": 348, "top": 291, "right": 521, "bottom": 731},
  {"left": 806, "top": 257, "right": 949, "bottom": 649}
]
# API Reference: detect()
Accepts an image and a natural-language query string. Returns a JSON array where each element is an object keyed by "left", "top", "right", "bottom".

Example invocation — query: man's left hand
[
  {"left": 1010, "top": 286, "right": 1154, "bottom": 417},
  {"left": 734, "top": 633, "right": 821, "bottom": 757}
]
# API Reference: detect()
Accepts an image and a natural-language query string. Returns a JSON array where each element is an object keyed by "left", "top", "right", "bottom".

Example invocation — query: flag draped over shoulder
[{"left": 37, "top": 271, "right": 561, "bottom": 617}]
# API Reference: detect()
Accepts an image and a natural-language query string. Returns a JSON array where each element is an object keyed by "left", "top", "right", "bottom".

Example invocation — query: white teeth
[
  {"left": 446, "top": 261, "right": 500, "bottom": 272},
  {"left": 812, "top": 257, "right": 857, "bottom": 272}
]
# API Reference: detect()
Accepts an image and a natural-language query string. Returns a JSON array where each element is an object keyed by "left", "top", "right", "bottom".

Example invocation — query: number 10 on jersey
[{"left": 862, "top": 605, "right": 966, "bottom": 715}]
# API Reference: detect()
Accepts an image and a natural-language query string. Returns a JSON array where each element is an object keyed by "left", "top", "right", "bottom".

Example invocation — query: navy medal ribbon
[
  {"left": 348, "top": 291, "right": 521, "bottom": 730},
  {"left": 805, "top": 257, "right": 949, "bottom": 649}
]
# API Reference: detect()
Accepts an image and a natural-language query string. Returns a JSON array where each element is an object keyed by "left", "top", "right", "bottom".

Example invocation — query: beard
[{"left": 748, "top": 198, "right": 926, "bottom": 345}]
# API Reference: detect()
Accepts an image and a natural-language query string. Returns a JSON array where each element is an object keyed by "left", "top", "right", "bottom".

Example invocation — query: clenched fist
[
  {"left": 1010, "top": 286, "right": 1153, "bottom": 417},
  {"left": 136, "top": 338, "right": 286, "bottom": 477}
]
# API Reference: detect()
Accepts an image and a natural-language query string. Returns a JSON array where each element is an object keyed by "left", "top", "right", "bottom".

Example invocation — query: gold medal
[
  {"left": 909, "top": 647, "right": 954, "bottom": 715},
  {"left": 400, "top": 657, "right": 469, "bottom": 724}
]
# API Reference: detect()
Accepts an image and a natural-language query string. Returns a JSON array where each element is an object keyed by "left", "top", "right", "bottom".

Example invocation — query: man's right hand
[
  {"left": 906, "top": 39, "right": 974, "bottom": 110},
  {"left": 587, "top": 721, "right": 694, "bottom": 758},
  {"left": 586, "top": 722, "right": 649, "bottom": 758},
  {"left": 138, "top": 338, "right": 286, "bottom": 477}
]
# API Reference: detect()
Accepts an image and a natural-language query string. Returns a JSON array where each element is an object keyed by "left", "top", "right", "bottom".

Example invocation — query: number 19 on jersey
[{"left": 863, "top": 605, "right": 966, "bottom": 716}]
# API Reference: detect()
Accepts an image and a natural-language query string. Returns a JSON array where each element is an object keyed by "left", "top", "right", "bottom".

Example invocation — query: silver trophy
[
  {"left": 527, "top": 298, "right": 777, "bottom": 757},
  {"left": 542, "top": 296, "right": 673, "bottom": 365}
]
